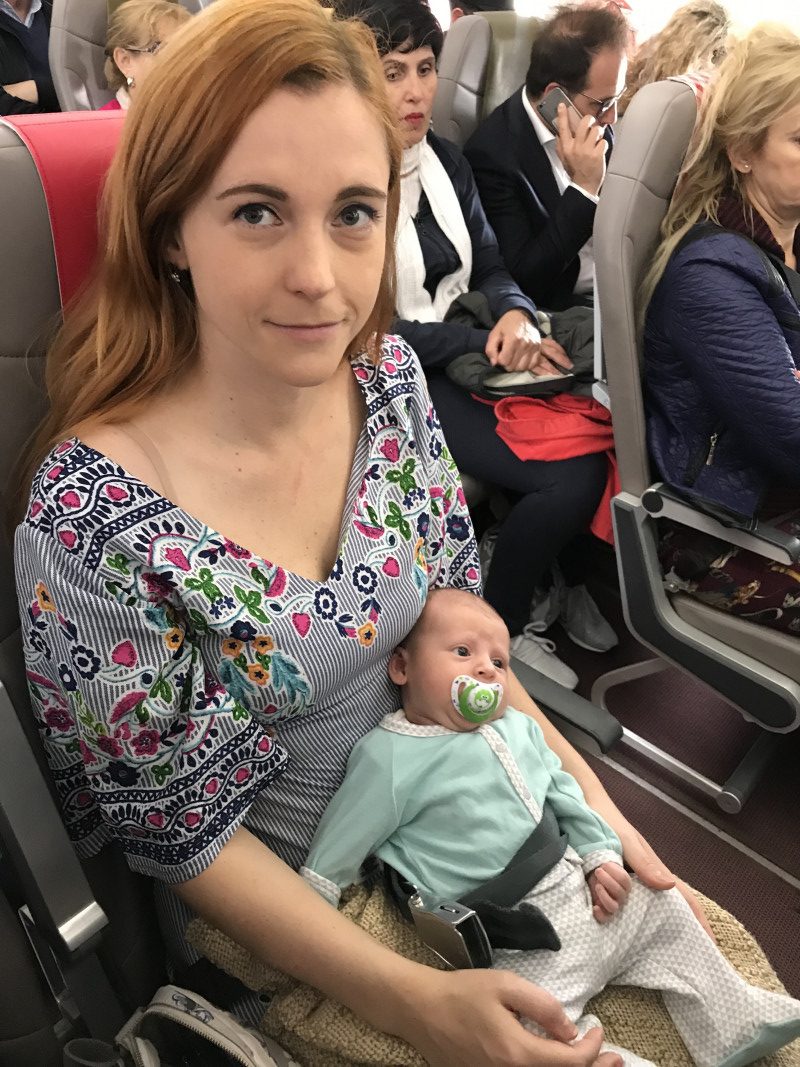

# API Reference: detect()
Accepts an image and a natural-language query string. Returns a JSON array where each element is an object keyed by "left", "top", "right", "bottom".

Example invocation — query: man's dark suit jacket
[{"left": 464, "top": 88, "right": 611, "bottom": 311}]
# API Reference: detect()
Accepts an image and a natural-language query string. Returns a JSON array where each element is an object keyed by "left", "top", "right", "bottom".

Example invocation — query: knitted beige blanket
[{"left": 187, "top": 884, "right": 799, "bottom": 1066}]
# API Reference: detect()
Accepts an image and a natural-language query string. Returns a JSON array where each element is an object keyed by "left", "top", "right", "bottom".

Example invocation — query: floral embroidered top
[{"left": 15, "top": 339, "right": 481, "bottom": 892}]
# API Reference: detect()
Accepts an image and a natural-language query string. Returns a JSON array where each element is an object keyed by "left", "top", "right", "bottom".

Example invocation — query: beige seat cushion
[
  {"left": 672, "top": 593, "right": 800, "bottom": 683},
  {"left": 188, "top": 884, "right": 800, "bottom": 1066}
]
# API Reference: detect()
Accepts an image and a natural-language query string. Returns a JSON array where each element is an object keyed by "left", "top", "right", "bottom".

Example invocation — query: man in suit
[
  {"left": 464, "top": 5, "right": 629, "bottom": 310},
  {"left": 0, "top": 0, "right": 58, "bottom": 115}
]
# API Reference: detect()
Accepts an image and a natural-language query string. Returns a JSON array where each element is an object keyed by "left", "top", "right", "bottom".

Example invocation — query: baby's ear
[{"left": 388, "top": 646, "right": 409, "bottom": 686}]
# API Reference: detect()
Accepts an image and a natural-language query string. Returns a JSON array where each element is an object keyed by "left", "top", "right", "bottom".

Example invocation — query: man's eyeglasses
[
  {"left": 571, "top": 86, "right": 626, "bottom": 120},
  {"left": 126, "top": 40, "right": 162, "bottom": 56}
]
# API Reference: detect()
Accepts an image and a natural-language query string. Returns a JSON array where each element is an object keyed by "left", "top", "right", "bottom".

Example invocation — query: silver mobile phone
[
  {"left": 536, "top": 86, "right": 582, "bottom": 135},
  {"left": 408, "top": 894, "right": 492, "bottom": 970}
]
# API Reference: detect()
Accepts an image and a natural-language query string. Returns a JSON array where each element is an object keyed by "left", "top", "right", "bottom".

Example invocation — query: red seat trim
[{"left": 2, "top": 112, "right": 125, "bottom": 308}]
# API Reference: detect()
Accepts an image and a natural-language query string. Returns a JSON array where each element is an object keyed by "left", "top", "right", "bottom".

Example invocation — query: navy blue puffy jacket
[{"left": 644, "top": 228, "right": 800, "bottom": 519}]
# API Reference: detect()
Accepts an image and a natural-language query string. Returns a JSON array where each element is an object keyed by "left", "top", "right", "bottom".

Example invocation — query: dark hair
[
  {"left": 449, "top": 0, "right": 514, "bottom": 12},
  {"left": 525, "top": 3, "right": 629, "bottom": 99},
  {"left": 333, "top": 0, "right": 444, "bottom": 60}
]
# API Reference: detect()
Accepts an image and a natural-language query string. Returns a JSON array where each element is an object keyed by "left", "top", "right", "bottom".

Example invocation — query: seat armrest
[
  {"left": 642, "top": 483, "right": 800, "bottom": 564},
  {"left": 0, "top": 681, "right": 107, "bottom": 960},
  {"left": 511, "top": 657, "right": 623, "bottom": 754}
]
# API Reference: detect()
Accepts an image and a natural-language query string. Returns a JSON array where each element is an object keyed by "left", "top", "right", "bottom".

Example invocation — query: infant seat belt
[{"left": 385, "top": 801, "right": 567, "bottom": 969}]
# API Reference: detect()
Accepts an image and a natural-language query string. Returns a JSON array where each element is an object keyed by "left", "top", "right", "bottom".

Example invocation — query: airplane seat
[
  {"left": 0, "top": 112, "right": 167, "bottom": 1062},
  {"left": 50, "top": 0, "right": 209, "bottom": 112},
  {"left": 432, "top": 11, "right": 543, "bottom": 148},
  {"left": 593, "top": 79, "right": 800, "bottom": 813}
]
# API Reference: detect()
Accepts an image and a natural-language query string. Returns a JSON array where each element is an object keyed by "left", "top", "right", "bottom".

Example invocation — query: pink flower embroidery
[
  {"left": 29, "top": 501, "right": 43, "bottom": 518},
  {"left": 58, "top": 530, "right": 77, "bottom": 549},
  {"left": 79, "top": 740, "right": 98, "bottom": 766},
  {"left": 146, "top": 811, "right": 166, "bottom": 829},
  {"left": 205, "top": 778, "right": 220, "bottom": 795},
  {"left": 292, "top": 613, "right": 311, "bottom": 638},
  {"left": 234, "top": 766, "right": 251, "bottom": 784},
  {"left": 97, "top": 735, "right": 124, "bottom": 759},
  {"left": 382, "top": 557, "right": 400, "bottom": 578},
  {"left": 265, "top": 567, "right": 287, "bottom": 598},
  {"left": 131, "top": 729, "right": 161, "bottom": 757},
  {"left": 379, "top": 437, "right": 400, "bottom": 463},
  {"left": 164, "top": 547, "right": 191, "bottom": 571},
  {"left": 224, "top": 539, "right": 251, "bottom": 560},
  {"left": 105, "top": 484, "right": 129, "bottom": 502},
  {"left": 60, "top": 491, "right": 81, "bottom": 509},
  {"left": 110, "top": 690, "right": 147, "bottom": 724},
  {"left": 184, "top": 811, "right": 201, "bottom": 828},
  {"left": 45, "top": 707, "right": 73, "bottom": 732},
  {"left": 47, "top": 465, "right": 64, "bottom": 480},
  {"left": 111, "top": 641, "right": 138, "bottom": 668},
  {"left": 466, "top": 567, "right": 479, "bottom": 583}
]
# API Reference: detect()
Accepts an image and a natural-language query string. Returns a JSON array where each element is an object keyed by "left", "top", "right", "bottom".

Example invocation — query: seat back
[
  {"left": 433, "top": 12, "right": 543, "bottom": 147},
  {"left": 594, "top": 80, "right": 697, "bottom": 496},
  {"left": 0, "top": 114, "right": 167, "bottom": 1052},
  {"left": 50, "top": 0, "right": 206, "bottom": 112}
]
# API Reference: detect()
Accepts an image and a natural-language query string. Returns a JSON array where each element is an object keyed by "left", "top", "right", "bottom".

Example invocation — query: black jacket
[
  {"left": 464, "top": 89, "right": 610, "bottom": 312},
  {"left": 394, "top": 132, "right": 538, "bottom": 372},
  {"left": 0, "top": 2, "right": 59, "bottom": 116}
]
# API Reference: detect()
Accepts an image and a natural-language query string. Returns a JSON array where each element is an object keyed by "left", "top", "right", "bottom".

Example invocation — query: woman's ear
[
  {"left": 388, "top": 647, "right": 409, "bottom": 686},
  {"left": 166, "top": 231, "right": 189, "bottom": 271},
  {"left": 113, "top": 47, "right": 133, "bottom": 80},
  {"left": 727, "top": 143, "right": 752, "bottom": 176}
]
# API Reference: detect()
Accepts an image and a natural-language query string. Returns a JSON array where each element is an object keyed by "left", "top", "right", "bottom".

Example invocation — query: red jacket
[{"left": 493, "top": 394, "right": 619, "bottom": 544}]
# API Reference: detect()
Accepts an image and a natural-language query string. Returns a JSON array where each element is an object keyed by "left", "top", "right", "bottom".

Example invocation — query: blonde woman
[
  {"left": 619, "top": 1, "right": 729, "bottom": 114},
  {"left": 642, "top": 26, "right": 800, "bottom": 634},
  {"left": 100, "top": 0, "right": 191, "bottom": 110}
]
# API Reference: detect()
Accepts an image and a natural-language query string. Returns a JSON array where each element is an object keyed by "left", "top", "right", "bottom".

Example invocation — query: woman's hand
[
  {"left": 486, "top": 311, "right": 574, "bottom": 375},
  {"left": 397, "top": 968, "right": 622, "bottom": 1067}
]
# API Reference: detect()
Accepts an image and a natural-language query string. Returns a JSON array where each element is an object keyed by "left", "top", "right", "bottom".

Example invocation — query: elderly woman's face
[
  {"left": 741, "top": 102, "right": 800, "bottom": 223},
  {"left": 381, "top": 45, "right": 437, "bottom": 149}
]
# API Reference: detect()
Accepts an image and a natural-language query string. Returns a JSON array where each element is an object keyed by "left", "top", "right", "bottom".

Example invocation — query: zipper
[
  {"left": 705, "top": 431, "right": 719, "bottom": 467},
  {"left": 130, "top": 1003, "right": 261, "bottom": 1067}
]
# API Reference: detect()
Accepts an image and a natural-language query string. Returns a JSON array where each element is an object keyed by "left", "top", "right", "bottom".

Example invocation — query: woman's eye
[
  {"left": 233, "top": 203, "right": 278, "bottom": 228},
  {"left": 336, "top": 204, "right": 378, "bottom": 230},
  {"left": 420, "top": 64, "right": 435, "bottom": 77},
  {"left": 455, "top": 646, "right": 469, "bottom": 657}
]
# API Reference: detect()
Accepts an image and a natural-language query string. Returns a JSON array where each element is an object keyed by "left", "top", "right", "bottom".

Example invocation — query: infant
[{"left": 301, "top": 589, "right": 800, "bottom": 1067}]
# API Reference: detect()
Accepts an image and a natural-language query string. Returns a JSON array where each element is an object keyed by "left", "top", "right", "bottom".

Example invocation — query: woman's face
[
  {"left": 381, "top": 45, "right": 438, "bottom": 149},
  {"left": 171, "top": 83, "right": 390, "bottom": 391},
  {"left": 740, "top": 102, "right": 800, "bottom": 225},
  {"left": 114, "top": 17, "right": 185, "bottom": 96}
]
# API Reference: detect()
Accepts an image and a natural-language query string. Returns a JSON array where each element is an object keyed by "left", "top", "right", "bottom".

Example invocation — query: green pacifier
[{"left": 451, "top": 674, "right": 503, "bottom": 724}]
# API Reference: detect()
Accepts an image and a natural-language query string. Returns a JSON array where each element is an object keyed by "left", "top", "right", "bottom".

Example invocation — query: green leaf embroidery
[
  {"left": 234, "top": 585, "right": 270, "bottom": 625},
  {"left": 106, "top": 553, "right": 131, "bottom": 576},
  {"left": 135, "top": 703, "right": 150, "bottom": 725},
  {"left": 232, "top": 703, "right": 250, "bottom": 721},
  {"left": 152, "top": 763, "right": 173, "bottom": 785},
  {"left": 149, "top": 676, "right": 172, "bottom": 703},
  {"left": 184, "top": 567, "right": 221, "bottom": 602},
  {"left": 188, "top": 609, "right": 209, "bottom": 634},
  {"left": 385, "top": 501, "right": 412, "bottom": 541}
]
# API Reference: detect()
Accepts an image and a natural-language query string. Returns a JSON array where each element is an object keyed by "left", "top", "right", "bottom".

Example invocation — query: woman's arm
[
  {"left": 178, "top": 827, "right": 620, "bottom": 1067},
  {"left": 508, "top": 671, "right": 715, "bottom": 938}
]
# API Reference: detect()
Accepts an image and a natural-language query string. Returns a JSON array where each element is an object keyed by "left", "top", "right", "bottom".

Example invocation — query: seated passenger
[
  {"left": 618, "top": 0, "right": 730, "bottom": 115},
  {"left": 335, "top": 0, "right": 615, "bottom": 687},
  {"left": 643, "top": 26, "right": 800, "bottom": 635},
  {"left": 448, "top": 0, "right": 513, "bottom": 26},
  {"left": 464, "top": 4, "right": 628, "bottom": 311},
  {"left": 0, "top": 0, "right": 58, "bottom": 116},
  {"left": 303, "top": 588, "right": 800, "bottom": 1067},
  {"left": 100, "top": 0, "right": 190, "bottom": 111},
  {"left": 13, "top": 1, "right": 696, "bottom": 1063}
]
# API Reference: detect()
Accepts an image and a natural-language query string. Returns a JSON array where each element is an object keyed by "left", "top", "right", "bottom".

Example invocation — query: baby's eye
[
  {"left": 233, "top": 203, "right": 278, "bottom": 228},
  {"left": 455, "top": 645, "right": 469, "bottom": 657},
  {"left": 492, "top": 658, "right": 505, "bottom": 669}
]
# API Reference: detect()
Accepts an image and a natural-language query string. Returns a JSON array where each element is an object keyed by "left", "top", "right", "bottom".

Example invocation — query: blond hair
[
  {"left": 620, "top": 1, "right": 729, "bottom": 114},
  {"left": 104, "top": 0, "right": 191, "bottom": 92},
  {"left": 641, "top": 24, "right": 800, "bottom": 314},
  {"left": 19, "top": 0, "right": 401, "bottom": 513}
]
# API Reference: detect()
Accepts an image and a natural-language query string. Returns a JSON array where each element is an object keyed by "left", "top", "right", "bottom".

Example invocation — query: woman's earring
[
  {"left": 126, "top": 75, "right": 135, "bottom": 89},
  {"left": 169, "top": 266, "right": 182, "bottom": 284}
]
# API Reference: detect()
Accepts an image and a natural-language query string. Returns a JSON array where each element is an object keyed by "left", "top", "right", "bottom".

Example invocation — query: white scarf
[
  {"left": 116, "top": 86, "right": 131, "bottom": 110},
  {"left": 395, "top": 139, "right": 473, "bottom": 323}
]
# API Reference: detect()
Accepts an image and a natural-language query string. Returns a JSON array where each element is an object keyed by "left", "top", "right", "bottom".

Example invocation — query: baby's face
[{"left": 397, "top": 596, "right": 511, "bottom": 731}]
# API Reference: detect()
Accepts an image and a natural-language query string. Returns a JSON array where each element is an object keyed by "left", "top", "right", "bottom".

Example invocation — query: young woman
[
  {"left": 643, "top": 26, "right": 800, "bottom": 634},
  {"left": 100, "top": 0, "right": 190, "bottom": 111},
  {"left": 15, "top": 1, "right": 703, "bottom": 1063}
]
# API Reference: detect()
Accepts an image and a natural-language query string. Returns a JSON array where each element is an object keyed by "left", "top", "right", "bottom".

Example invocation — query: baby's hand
[{"left": 588, "top": 861, "right": 631, "bottom": 923}]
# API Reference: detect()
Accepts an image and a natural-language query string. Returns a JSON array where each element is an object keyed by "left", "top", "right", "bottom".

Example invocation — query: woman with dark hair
[{"left": 335, "top": 0, "right": 615, "bottom": 689}]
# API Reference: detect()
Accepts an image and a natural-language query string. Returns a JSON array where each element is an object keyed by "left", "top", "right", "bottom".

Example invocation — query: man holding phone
[{"left": 464, "top": 4, "right": 629, "bottom": 311}]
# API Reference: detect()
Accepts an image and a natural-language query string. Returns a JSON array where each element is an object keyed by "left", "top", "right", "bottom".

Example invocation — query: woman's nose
[{"left": 282, "top": 227, "right": 336, "bottom": 299}]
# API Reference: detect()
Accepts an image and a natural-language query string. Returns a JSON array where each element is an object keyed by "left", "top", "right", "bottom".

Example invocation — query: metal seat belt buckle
[{"left": 408, "top": 893, "right": 492, "bottom": 969}]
